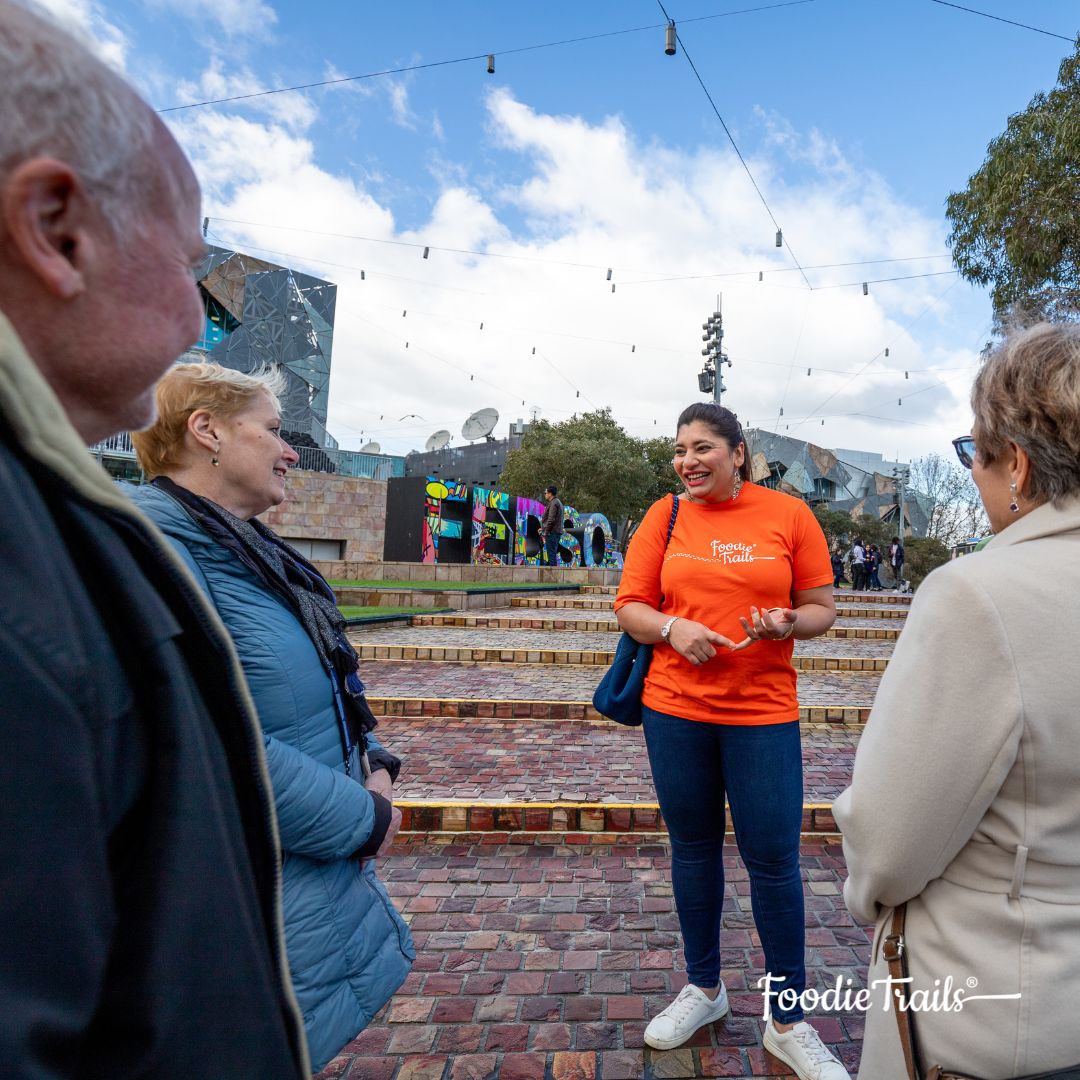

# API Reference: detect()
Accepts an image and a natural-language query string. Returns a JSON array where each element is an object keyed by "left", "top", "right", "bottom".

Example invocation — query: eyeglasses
[{"left": 952, "top": 435, "right": 976, "bottom": 470}]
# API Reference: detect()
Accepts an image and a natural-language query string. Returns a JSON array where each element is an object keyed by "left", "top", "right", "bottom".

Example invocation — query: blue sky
[{"left": 45, "top": 0, "right": 1080, "bottom": 461}]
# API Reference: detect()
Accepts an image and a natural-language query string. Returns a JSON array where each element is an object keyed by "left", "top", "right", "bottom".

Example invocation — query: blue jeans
[
  {"left": 642, "top": 707, "right": 806, "bottom": 1023},
  {"left": 544, "top": 533, "right": 560, "bottom": 566}
]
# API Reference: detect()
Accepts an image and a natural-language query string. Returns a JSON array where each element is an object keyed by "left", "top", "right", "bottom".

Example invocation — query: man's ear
[{"left": 1, "top": 158, "right": 94, "bottom": 300}]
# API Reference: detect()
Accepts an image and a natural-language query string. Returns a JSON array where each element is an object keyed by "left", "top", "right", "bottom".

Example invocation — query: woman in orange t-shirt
[{"left": 615, "top": 404, "right": 845, "bottom": 1079}]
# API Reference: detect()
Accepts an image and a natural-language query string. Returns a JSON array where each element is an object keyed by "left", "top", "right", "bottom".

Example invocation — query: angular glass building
[{"left": 193, "top": 245, "right": 338, "bottom": 449}]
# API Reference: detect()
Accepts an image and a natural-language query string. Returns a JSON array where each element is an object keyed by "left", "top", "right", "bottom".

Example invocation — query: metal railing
[{"left": 291, "top": 445, "right": 405, "bottom": 480}]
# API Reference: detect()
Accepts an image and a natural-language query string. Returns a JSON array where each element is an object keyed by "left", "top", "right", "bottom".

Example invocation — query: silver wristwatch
[{"left": 660, "top": 616, "right": 679, "bottom": 641}]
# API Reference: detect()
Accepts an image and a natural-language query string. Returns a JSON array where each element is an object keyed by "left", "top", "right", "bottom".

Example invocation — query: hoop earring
[{"left": 1009, "top": 481, "right": 1019, "bottom": 513}]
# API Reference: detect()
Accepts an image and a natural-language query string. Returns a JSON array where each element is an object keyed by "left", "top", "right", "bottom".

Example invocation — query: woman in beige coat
[{"left": 834, "top": 323, "right": 1080, "bottom": 1079}]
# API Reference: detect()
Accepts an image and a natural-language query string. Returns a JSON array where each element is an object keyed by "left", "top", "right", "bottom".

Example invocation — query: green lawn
[
  {"left": 329, "top": 578, "right": 569, "bottom": 591},
  {"left": 337, "top": 605, "right": 431, "bottom": 620}
]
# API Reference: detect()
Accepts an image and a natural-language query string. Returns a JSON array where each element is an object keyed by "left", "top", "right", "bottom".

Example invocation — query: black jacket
[{"left": 0, "top": 321, "right": 309, "bottom": 1078}]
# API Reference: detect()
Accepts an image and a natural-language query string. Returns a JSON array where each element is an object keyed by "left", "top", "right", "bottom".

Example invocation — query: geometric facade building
[
  {"left": 744, "top": 427, "right": 930, "bottom": 536},
  {"left": 194, "top": 245, "right": 338, "bottom": 449}
]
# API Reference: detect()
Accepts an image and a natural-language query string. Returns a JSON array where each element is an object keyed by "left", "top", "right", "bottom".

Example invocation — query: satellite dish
[
  {"left": 359, "top": 441, "right": 381, "bottom": 454},
  {"left": 462, "top": 407, "right": 499, "bottom": 442},
  {"left": 425, "top": 429, "right": 452, "bottom": 452}
]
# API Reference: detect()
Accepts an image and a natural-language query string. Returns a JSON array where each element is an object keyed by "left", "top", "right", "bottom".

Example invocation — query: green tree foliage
[
  {"left": 497, "top": 409, "right": 654, "bottom": 525},
  {"left": 946, "top": 42, "right": 1080, "bottom": 322},
  {"left": 813, "top": 507, "right": 858, "bottom": 551},
  {"left": 904, "top": 537, "right": 952, "bottom": 589},
  {"left": 640, "top": 436, "right": 682, "bottom": 508}
]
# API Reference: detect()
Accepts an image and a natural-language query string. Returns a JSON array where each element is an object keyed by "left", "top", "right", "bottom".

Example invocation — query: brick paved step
[
  {"left": 363, "top": 661, "right": 878, "bottom": 726},
  {"left": 383, "top": 718, "right": 855, "bottom": 806},
  {"left": 351, "top": 629, "right": 890, "bottom": 672},
  {"left": 316, "top": 840, "right": 866, "bottom": 1080},
  {"left": 510, "top": 596, "right": 908, "bottom": 620},
  {"left": 412, "top": 608, "right": 903, "bottom": 641},
  {"left": 833, "top": 589, "right": 911, "bottom": 605}
]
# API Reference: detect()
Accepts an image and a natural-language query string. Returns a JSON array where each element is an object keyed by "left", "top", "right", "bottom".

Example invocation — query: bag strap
[
  {"left": 883, "top": 903, "right": 924, "bottom": 1080},
  {"left": 664, "top": 493, "right": 680, "bottom": 547}
]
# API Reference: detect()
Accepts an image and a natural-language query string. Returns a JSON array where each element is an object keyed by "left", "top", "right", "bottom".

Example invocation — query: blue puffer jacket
[{"left": 133, "top": 484, "right": 413, "bottom": 1072}]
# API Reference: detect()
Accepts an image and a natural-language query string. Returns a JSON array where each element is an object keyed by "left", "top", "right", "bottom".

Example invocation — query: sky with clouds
[{"left": 38, "top": 0, "right": 1080, "bottom": 462}]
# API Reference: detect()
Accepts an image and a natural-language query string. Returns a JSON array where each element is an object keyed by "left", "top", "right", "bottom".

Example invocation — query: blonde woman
[
  {"left": 836, "top": 324, "right": 1080, "bottom": 1078},
  {"left": 131, "top": 364, "right": 413, "bottom": 1072}
]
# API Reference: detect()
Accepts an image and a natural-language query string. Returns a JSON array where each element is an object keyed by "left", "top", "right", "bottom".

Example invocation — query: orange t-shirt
[{"left": 614, "top": 483, "right": 833, "bottom": 724}]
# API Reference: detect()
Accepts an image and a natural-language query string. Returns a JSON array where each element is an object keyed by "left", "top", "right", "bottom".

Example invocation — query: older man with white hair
[{"left": 0, "top": 3, "right": 308, "bottom": 1075}]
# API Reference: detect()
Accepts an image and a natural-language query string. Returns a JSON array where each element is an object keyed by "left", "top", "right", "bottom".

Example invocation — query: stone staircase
[{"left": 317, "top": 585, "right": 912, "bottom": 1080}]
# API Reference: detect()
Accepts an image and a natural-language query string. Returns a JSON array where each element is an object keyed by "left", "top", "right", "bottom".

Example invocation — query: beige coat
[{"left": 834, "top": 496, "right": 1080, "bottom": 1079}]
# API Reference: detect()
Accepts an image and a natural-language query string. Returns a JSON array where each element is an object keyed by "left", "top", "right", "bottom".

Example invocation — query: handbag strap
[
  {"left": 883, "top": 903, "right": 924, "bottom": 1080},
  {"left": 664, "top": 493, "right": 680, "bottom": 547}
]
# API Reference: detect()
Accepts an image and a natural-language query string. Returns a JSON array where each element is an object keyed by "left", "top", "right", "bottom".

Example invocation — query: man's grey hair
[{"left": 0, "top": 0, "right": 159, "bottom": 237}]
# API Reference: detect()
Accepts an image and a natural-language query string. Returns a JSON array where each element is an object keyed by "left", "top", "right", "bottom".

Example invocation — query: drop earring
[
  {"left": 1009, "top": 481, "right": 1020, "bottom": 513},
  {"left": 211, "top": 444, "right": 220, "bottom": 467}
]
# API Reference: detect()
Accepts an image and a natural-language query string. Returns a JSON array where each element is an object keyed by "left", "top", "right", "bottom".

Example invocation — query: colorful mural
[
  {"left": 408, "top": 476, "right": 623, "bottom": 567},
  {"left": 471, "top": 486, "right": 514, "bottom": 564},
  {"left": 422, "top": 477, "right": 469, "bottom": 564},
  {"left": 513, "top": 496, "right": 545, "bottom": 566}
]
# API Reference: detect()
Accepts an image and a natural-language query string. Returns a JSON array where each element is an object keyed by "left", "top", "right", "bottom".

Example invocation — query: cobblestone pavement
[
  {"left": 379, "top": 719, "right": 857, "bottom": 803},
  {"left": 316, "top": 841, "right": 868, "bottom": 1080},
  {"left": 411, "top": 606, "right": 904, "bottom": 635},
  {"left": 362, "top": 660, "right": 881, "bottom": 708},
  {"left": 351, "top": 625, "right": 897, "bottom": 660}
]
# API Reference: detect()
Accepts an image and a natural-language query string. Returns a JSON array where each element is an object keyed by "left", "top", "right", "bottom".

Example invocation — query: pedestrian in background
[
  {"left": 830, "top": 546, "right": 845, "bottom": 588},
  {"left": 866, "top": 544, "right": 883, "bottom": 590},
  {"left": 836, "top": 323, "right": 1080, "bottom": 1078},
  {"left": 0, "top": 4, "right": 307, "bottom": 1074},
  {"left": 887, "top": 536, "right": 905, "bottom": 589},
  {"left": 849, "top": 537, "right": 866, "bottom": 591},
  {"left": 540, "top": 483, "right": 563, "bottom": 567},
  {"left": 133, "top": 363, "right": 414, "bottom": 1072},
  {"left": 616, "top": 403, "right": 848, "bottom": 1080}
]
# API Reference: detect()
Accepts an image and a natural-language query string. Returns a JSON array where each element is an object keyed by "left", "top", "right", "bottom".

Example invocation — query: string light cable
[
  {"left": 158, "top": 1, "right": 820, "bottom": 113},
  {"left": 657, "top": 0, "right": 812, "bottom": 289},
  {"left": 927, "top": 0, "right": 1074, "bottom": 42}
]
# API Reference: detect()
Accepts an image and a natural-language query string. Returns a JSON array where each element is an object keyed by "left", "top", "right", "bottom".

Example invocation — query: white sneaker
[
  {"left": 763, "top": 1019, "right": 850, "bottom": 1079},
  {"left": 644, "top": 982, "right": 730, "bottom": 1050}
]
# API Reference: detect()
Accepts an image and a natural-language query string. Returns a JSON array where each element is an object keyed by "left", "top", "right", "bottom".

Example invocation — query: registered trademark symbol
[{"left": 966, "top": 977, "right": 978, "bottom": 989}]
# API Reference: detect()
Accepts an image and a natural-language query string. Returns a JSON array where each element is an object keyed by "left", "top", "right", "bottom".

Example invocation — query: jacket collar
[
  {"left": 0, "top": 310, "right": 133, "bottom": 514},
  {"left": 984, "top": 493, "right": 1080, "bottom": 550}
]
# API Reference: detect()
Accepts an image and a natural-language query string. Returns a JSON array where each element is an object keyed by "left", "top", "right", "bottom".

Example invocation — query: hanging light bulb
[
  {"left": 480, "top": 322, "right": 484, "bottom": 329},
  {"left": 664, "top": 20, "right": 676, "bottom": 55},
  {"left": 532, "top": 346, "right": 536, "bottom": 355},
  {"left": 898, "top": 397, "right": 902, "bottom": 406},
  {"left": 775, "top": 229, "right": 782, "bottom": 248},
  {"left": 780, "top": 407, "right": 784, "bottom": 416},
  {"left": 486, "top": 54, "right": 495, "bottom": 74},
  {"left": 360, "top": 270, "right": 365, "bottom": 280},
  {"left": 631, "top": 345, "right": 636, "bottom": 353},
  {"left": 405, "top": 341, "right": 409, "bottom": 348},
  {"left": 611, "top": 283, "right": 616, "bottom": 293},
  {"left": 759, "top": 271, "right": 763, "bottom": 281},
  {"left": 403, "top": 309, "right": 407, "bottom": 317},
  {"left": 862, "top": 283, "right": 868, "bottom": 296},
  {"left": 905, "top": 371, "right": 910, "bottom": 379},
  {"left": 807, "top": 368, "right": 811, "bottom": 376},
  {"left": 576, "top": 390, "right": 580, "bottom": 398},
  {"left": 422, "top": 246, "right": 430, "bottom": 259},
  {"left": 606, "top": 268, "right": 612, "bottom": 281},
  {"left": 885, "top": 347, "right": 890, "bottom": 357}
]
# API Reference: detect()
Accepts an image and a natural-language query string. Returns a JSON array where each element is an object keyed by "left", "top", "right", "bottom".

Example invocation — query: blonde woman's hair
[
  {"left": 132, "top": 362, "right": 288, "bottom": 479},
  {"left": 972, "top": 322, "right": 1080, "bottom": 505}
]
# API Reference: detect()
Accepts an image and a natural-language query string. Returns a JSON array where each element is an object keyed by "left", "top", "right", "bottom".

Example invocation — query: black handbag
[{"left": 592, "top": 494, "right": 679, "bottom": 727}]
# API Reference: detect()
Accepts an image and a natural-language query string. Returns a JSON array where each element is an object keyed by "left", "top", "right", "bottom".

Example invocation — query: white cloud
[
  {"left": 174, "top": 56, "right": 316, "bottom": 132},
  {"left": 170, "top": 88, "right": 978, "bottom": 464},
  {"left": 150, "top": 0, "right": 276, "bottom": 38},
  {"left": 32, "top": 0, "right": 129, "bottom": 69}
]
